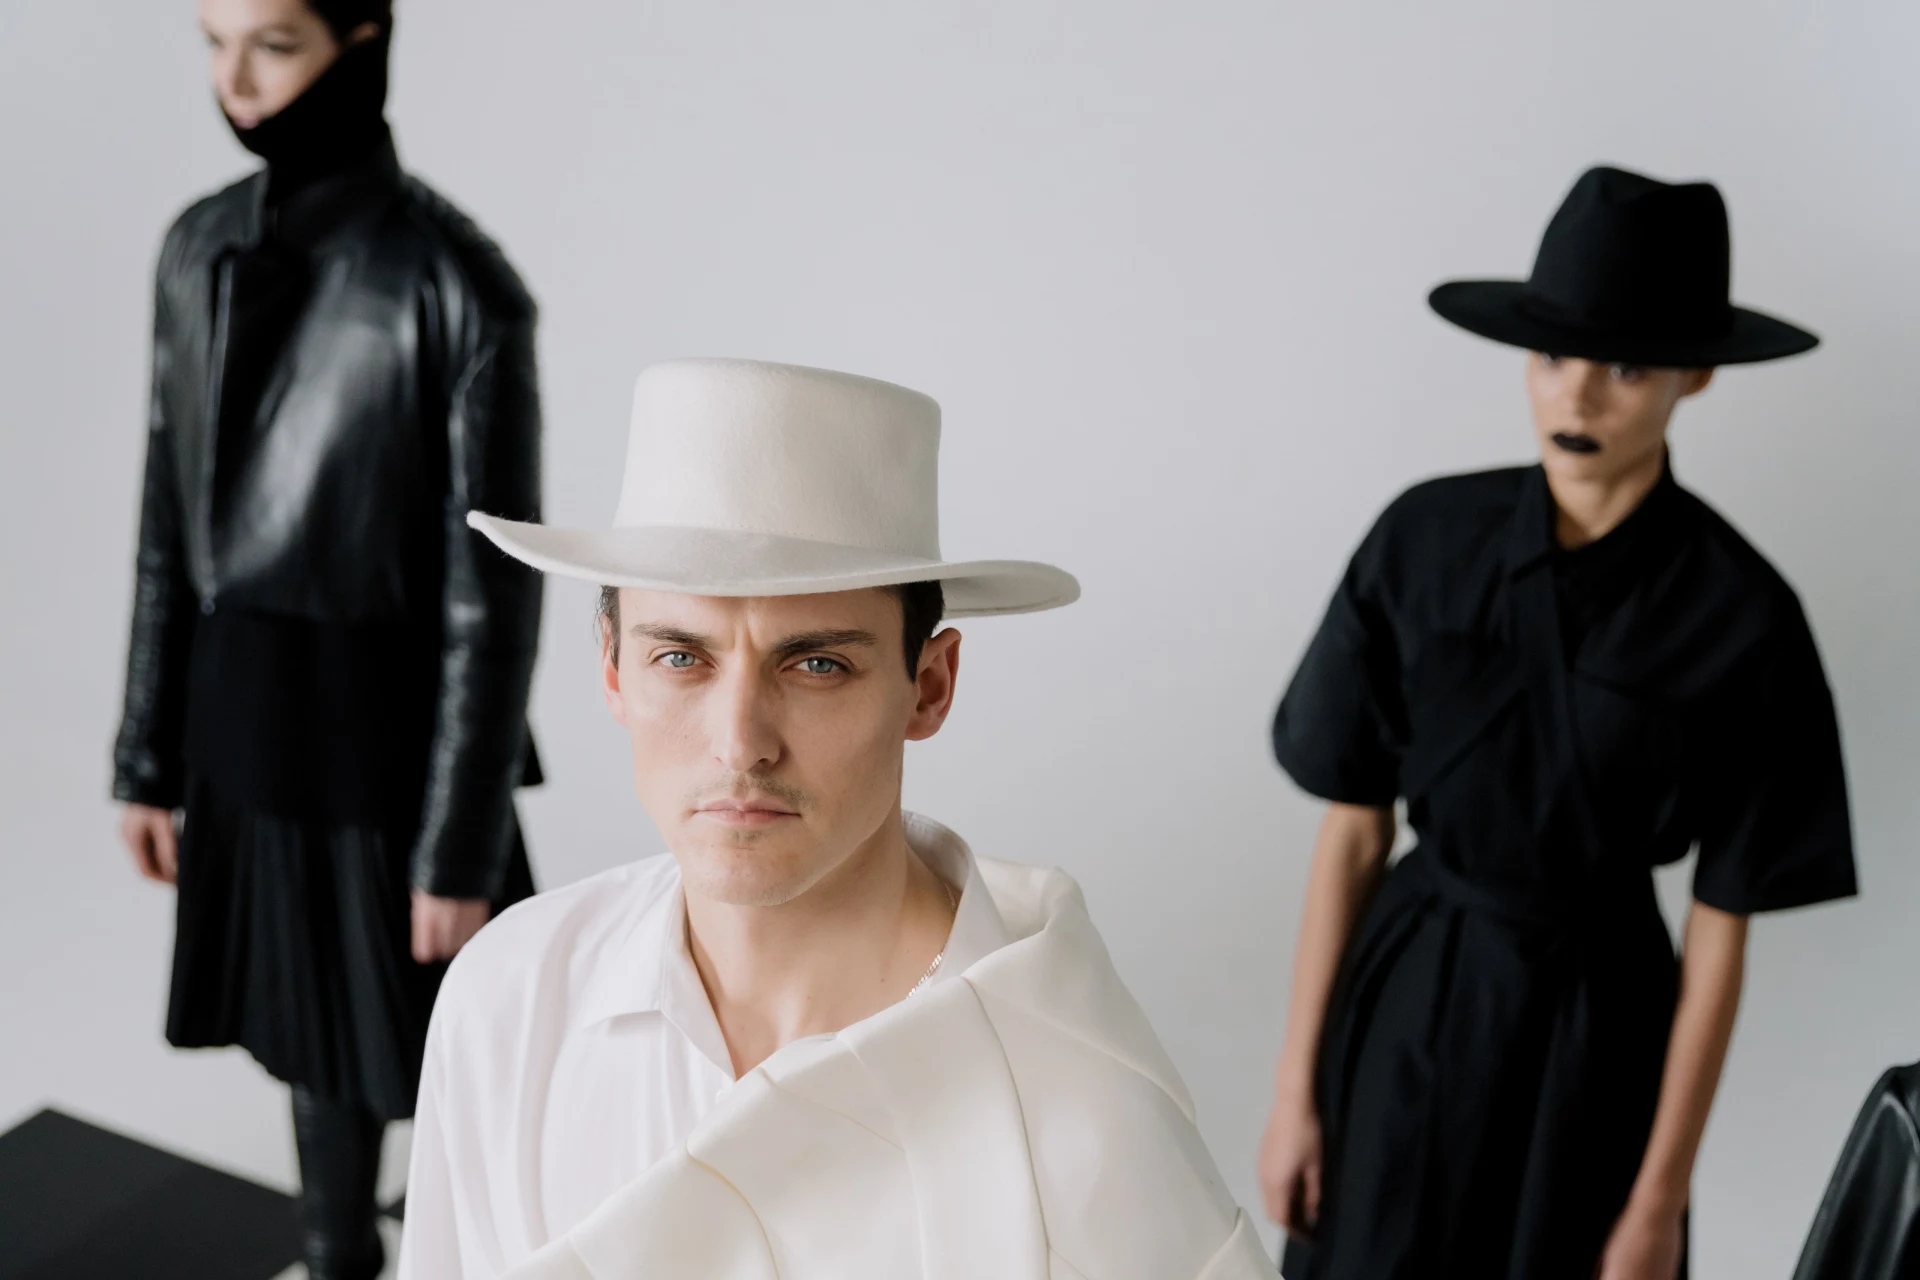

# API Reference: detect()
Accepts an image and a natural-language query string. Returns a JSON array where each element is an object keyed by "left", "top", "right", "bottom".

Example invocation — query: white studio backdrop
[{"left": 3, "top": 1, "right": 1915, "bottom": 1272}]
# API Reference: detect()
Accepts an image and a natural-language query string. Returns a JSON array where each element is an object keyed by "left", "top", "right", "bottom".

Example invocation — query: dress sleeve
[
  {"left": 1690, "top": 599, "right": 1856, "bottom": 915},
  {"left": 1271, "top": 513, "right": 1406, "bottom": 807}
]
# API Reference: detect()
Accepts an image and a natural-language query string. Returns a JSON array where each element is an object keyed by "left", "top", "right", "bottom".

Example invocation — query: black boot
[{"left": 290, "top": 1085, "right": 387, "bottom": 1280}]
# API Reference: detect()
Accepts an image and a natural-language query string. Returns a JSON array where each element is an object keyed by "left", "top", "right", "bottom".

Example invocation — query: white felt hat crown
[{"left": 468, "top": 359, "right": 1079, "bottom": 616}]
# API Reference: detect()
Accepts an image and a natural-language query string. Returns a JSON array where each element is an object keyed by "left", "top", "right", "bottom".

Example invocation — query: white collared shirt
[{"left": 397, "top": 815, "right": 1013, "bottom": 1280}]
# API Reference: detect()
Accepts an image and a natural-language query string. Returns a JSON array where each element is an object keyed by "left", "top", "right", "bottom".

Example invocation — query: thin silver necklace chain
[{"left": 906, "top": 877, "right": 959, "bottom": 998}]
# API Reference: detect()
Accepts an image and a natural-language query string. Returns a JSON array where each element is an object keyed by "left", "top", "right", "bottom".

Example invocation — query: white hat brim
[{"left": 469, "top": 514, "right": 1079, "bottom": 617}]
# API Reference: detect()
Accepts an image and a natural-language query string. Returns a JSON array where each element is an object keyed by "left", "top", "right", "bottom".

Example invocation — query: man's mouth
[
  {"left": 1550, "top": 432, "right": 1602, "bottom": 455},
  {"left": 695, "top": 799, "right": 801, "bottom": 828}
]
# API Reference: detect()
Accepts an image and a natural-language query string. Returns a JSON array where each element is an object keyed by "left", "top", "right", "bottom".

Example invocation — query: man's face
[
  {"left": 601, "top": 588, "right": 960, "bottom": 907},
  {"left": 1525, "top": 352, "right": 1714, "bottom": 485}
]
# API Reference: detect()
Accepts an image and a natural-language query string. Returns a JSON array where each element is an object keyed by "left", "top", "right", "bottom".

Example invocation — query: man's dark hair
[{"left": 597, "top": 582, "right": 946, "bottom": 681}]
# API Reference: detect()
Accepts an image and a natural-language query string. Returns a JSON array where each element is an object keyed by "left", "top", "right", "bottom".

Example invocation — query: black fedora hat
[{"left": 1429, "top": 165, "right": 1818, "bottom": 367}]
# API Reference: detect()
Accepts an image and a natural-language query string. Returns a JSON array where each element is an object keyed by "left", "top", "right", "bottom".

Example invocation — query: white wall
[{"left": 3, "top": 1, "right": 1916, "bottom": 1271}]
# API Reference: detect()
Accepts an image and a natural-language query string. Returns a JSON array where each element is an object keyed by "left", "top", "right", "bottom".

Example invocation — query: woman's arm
[
  {"left": 410, "top": 306, "right": 544, "bottom": 908},
  {"left": 1598, "top": 900, "right": 1749, "bottom": 1279},
  {"left": 1257, "top": 802, "right": 1396, "bottom": 1233},
  {"left": 116, "top": 230, "right": 198, "bottom": 888},
  {"left": 114, "top": 232, "right": 196, "bottom": 814}
]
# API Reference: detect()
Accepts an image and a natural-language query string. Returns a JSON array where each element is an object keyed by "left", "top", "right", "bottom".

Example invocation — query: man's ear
[
  {"left": 905, "top": 627, "right": 962, "bottom": 742},
  {"left": 1681, "top": 367, "right": 1717, "bottom": 398},
  {"left": 346, "top": 20, "right": 383, "bottom": 47},
  {"left": 600, "top": 619, "right": 629, "bottom": 727}
]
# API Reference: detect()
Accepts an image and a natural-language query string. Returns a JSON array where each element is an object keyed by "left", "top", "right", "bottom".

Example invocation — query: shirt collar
[
  {"left": 1505, "top": 453, "right": 1688, "bottom": 580},
  {"left": 571, "top": 865, "right": 682, "bottom": 1031},
  {"left": 571, "top": 814, "right": 1015, "bottom": 1055},
  {"left": 904, "top": 812, "right": 1017, "bottom": 985},
  {"left": 570, "top": 865, "right": 738, "bottom": 1074}
]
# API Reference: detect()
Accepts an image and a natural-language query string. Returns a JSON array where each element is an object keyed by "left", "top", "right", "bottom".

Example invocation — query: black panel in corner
[{"left": 0, "top": 1108, "right": 302, "bottom": 1280}]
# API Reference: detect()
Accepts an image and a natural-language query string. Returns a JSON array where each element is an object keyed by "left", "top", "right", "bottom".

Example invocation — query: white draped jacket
[{"left": 502, "top": 858, "right": 1276, "bottom": 1280}]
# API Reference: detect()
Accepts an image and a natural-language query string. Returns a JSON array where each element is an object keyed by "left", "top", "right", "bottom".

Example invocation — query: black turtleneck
[
  {"left": 208, "top": 36, "right": 396, "bottom": 528},
  {"left": 189, "top": 34, "right": 435, "bottom": 828},
  {"left": 227, "top": 34, "right": 394, "bottom": 206}
]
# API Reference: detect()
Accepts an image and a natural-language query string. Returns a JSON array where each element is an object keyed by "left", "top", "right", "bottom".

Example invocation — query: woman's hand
[
  {"left": 410, "top": 891, "right": 492, "bottom": 964},
  {"left": 1257, "top": 1093, "right": 1324, "bottom": 1239},
  {"left": 120, "top": 804, "right": 179, "bottom": 884},
  {"left": 1595, "top": 1198, "right": 1685, "bottom": 1280}
]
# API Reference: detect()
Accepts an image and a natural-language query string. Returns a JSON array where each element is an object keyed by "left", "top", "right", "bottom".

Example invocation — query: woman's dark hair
[
  {"left": 598, "top": 582, "right": 947, "bottom": 681},
  {"left": 306, "top": 0, "right": 393, "bottom": 40}
]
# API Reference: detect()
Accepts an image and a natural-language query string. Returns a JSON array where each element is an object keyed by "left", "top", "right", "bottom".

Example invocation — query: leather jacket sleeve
[
  {"left": 410, "top": 308, "right": 544, "bottom": 899},
  {"left": 1791, "top": 1063, "right": 1920, "bottom": 1280},
  {"left": 112, "top": 234, "right": 197, "bottom": 810}
]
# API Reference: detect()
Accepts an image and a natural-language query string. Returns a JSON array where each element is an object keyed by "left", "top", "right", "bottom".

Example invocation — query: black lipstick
[{"left": 1550, "top": 432, "right": 1601, "bottom": 455}]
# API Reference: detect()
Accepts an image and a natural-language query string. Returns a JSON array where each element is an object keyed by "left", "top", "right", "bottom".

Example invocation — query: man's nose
[{"left": 708, "top": 668, "right": 780, "bottom": 774}]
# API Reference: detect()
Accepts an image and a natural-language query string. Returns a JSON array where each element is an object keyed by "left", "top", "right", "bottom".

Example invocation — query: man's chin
[{"left": 672, "top": 838, "right": 818, "bottom": 908}]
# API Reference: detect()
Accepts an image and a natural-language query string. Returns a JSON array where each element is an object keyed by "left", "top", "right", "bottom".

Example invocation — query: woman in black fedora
[
  {"left": 111, "top": 1, "right": 542, "bottom": 1275},
  {"left": 1256, "top": 165, "right": 1856, "bottom": 1279}
]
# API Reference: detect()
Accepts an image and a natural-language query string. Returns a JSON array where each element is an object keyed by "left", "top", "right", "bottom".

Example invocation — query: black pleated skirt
[
  {"left": 1280, "top": 850, "right": 1682, "bottom": 1280},
  {"left": 165, "top": 776, "right": 534, "bottom": 1120}
]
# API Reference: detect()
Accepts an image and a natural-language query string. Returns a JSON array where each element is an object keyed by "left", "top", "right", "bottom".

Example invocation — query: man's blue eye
[
  {"left": 799, "top": 657, "right": 842, "bottom": 675},
  {"left": 661, "top": 652, "right": 697, "bottom": 669}
]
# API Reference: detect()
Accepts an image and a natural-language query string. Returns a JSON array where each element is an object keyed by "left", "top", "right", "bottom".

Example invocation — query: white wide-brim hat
[{"left": 468, "top": 359, "right": 1078, "bottom": 617}]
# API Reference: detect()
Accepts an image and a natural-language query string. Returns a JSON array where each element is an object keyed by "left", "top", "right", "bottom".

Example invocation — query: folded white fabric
[{"left": 503, "top": 860, "right": 1276, "bottom": 1280}]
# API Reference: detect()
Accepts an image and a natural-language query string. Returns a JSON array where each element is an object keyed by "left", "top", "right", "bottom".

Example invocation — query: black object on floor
[{"left": 0, "top": 1107, "right": 302, "bottom": 1280}]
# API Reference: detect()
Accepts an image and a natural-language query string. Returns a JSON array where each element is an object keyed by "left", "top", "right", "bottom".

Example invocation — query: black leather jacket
[
  {"left": 1793, "top": 1062, "right": 1920, "bottom": 1280},
  {"left": 113, "top": 140, "right": 542, "bottom": 899}
]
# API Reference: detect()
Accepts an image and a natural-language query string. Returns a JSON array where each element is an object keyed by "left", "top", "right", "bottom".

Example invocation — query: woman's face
[
  {"left": 199, "top": 0, "right": 354, "bottom": 129},
  {"left": 1524, "top": 352, "right": 1714, "bottom": 487}
]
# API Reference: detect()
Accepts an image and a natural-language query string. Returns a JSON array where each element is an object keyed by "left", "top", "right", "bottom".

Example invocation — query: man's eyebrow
[
  {"left": 626, "top": 625, "right": 878, "bottom": 657},
  {"left": 628, "top": 623, "right": 713, "bottom": 649},
  {"left": 771, "top": 629, "right": 879, "bottom": 659}
]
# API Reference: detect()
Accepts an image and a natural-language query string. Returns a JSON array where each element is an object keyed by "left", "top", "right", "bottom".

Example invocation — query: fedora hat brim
[
  {"left": 1429, "top": 280, "right": 1819, "bottom": 367},
  {"left": 469, "top": 513, "right": 1080, "bottom": 617}
]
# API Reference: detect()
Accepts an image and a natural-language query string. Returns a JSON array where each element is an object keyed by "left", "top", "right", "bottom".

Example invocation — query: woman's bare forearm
[
  {"left": 1272, "top": 803, "right": 1396, "bottom": 1110},
  {"left": 1628, "top": 901, "right": 1749, "bottom": 1215}
]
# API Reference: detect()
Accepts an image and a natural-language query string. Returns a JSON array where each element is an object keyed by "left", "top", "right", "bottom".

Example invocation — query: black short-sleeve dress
[{"left": 1272, "top": 462, "right": 1855, "bottom": 1280}]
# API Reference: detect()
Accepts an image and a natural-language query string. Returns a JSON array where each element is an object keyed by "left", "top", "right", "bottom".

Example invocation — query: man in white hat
[{"left": 397, "top": 359, "right": 1273, "bottom": 1280}]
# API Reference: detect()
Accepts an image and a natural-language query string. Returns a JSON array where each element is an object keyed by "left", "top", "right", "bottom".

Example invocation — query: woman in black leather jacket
[{"left": 112, "top": 2, "right": 542, "bottom": 1274}]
